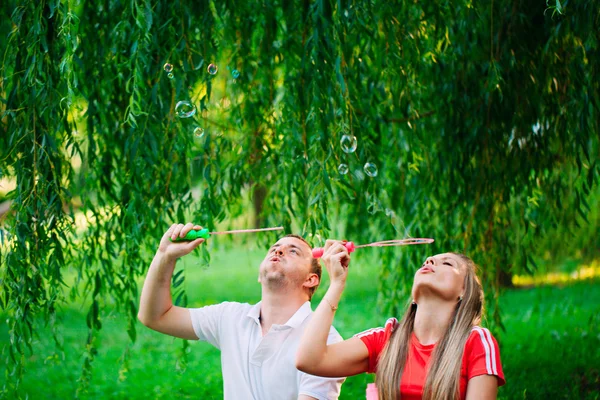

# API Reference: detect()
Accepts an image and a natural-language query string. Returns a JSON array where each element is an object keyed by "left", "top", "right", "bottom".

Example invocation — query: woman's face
[{"left": 412, "top": 253, "right": 467, "bottom": 303}]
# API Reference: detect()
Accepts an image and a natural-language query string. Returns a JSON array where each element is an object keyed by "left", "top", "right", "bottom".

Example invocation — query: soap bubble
[
  {"left": 340, "top": 134, "right": 357, "bottom": 153},
  {"left": 232, "top": 69, "right": 240, "bottom": 79},
  {"left": 163, "top": 63, "right": 173, "bottom": 73},
  {"left": 338, "top": 163, "right": 349, "bottom": 175},
  {"left": 175, "top": 100, "right": 196, "bottom": 118},
  {"left": 364, "top": 162, "right": 378, "bottom": 177},
  {"left": 167, "top": 73, "right": 174, "bottom": 79},
  {"left": 207, "top": 63, "right": 218, "bottom": 75},
  {"left": 194, "top": 127, "right": 205, "bottom": 138}
]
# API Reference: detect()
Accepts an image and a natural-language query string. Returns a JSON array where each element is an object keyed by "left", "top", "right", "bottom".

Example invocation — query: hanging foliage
[{"left": 1, "top": 0, "right": 598, "bottom": 396}]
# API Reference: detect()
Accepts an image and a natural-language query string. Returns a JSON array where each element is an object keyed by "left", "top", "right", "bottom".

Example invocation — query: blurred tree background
[{"left": 1, "top": 0, "right": 598, "bottom": 398}]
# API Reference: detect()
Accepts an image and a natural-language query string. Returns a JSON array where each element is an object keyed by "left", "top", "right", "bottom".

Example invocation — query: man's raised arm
[{"left": 138, "top": 223, "right": 205, "bottom": 340}]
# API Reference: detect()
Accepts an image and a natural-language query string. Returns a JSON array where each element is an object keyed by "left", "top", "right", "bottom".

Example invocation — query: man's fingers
[
  {"left": 163, "top": 224, "right": 177, "bottom": 238},
  {"left": 172, "top": 223, "right": 185, "bottom": 240},
  {"left": 180, "top": 222, "right": 195, "bottom": 237},
  {"left": 186, "top": 238, "right": 205, "bottom": 250}
]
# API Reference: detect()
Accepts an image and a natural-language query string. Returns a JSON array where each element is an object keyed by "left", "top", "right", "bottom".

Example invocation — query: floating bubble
[
  {"left": 338, "top": 163, "right": 349, "bottom": 175},
  {"left": 340, "top": 134, "right": 357, "bottom": 153},
  {"left": 364, "top": 162, "right": 378, "bottom": 177},
  {"left": 194, "top": 127, "right": 205, "bottom": 138},
  {"left": 163, "top": 63, "right": 173, "bottom": 73},
  {"left": 207, "top": 63, "right": 218, "bottom": 75},
  {"left": 175, "top": 100, "right": 196, "bottom": 118},
  {"left": 232, "top": 69, "right": 240, "bottom": 79},
  {"left": 167, "top": 73, "right": 174, "bottom": 79}
]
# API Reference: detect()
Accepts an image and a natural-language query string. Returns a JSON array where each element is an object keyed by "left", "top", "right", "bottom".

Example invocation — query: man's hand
[{"left": 158, "top": 222, "right": 206, "bottom": 261}]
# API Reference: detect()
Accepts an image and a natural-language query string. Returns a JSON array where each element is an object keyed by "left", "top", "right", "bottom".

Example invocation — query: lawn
[{"left": 1, "top": 245, "right": 599, "bottom": 399}]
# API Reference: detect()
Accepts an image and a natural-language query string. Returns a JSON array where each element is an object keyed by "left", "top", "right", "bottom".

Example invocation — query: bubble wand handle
[
  {"left": 170, "top": 226, "right": 283, "bottom": 242},
  {"left": 312, "top": 242, "right": 356, "bottom": 258}
]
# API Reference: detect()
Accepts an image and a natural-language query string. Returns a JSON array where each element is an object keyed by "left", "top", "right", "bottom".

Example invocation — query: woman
[{"left": 296, "top": 240, "right": 505, "bottom": 400}]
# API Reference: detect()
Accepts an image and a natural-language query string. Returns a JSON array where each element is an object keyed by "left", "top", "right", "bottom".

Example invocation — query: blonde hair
[{"left": 375, "top": 253, "right": 484, "bottom": 400}]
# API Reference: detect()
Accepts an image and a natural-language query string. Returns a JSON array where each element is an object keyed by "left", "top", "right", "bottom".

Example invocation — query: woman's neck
[{"left": 413, "top": 298, "right": 456, "bottom": 345}]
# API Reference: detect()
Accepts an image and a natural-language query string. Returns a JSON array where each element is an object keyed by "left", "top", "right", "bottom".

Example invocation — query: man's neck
[
  {"left": 413, "top": 298, "right": 455, "bottom": 345},
  {"left": 259, "top": 288, "right": 308, "bottom": 335}
]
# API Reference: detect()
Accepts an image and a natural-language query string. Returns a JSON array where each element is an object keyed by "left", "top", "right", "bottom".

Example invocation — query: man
[{"left": 138, "top": 222, "right": 345, "bottom": 400}]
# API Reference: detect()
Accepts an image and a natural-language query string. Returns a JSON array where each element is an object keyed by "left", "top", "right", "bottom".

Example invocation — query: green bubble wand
[{"left": 169, "top": 226, "right": 284, "bottom": 242}]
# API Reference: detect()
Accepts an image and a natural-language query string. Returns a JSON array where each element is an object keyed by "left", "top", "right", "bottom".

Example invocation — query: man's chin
[{"left": 260, "top": 273, "right": 288, "bottom": 289}]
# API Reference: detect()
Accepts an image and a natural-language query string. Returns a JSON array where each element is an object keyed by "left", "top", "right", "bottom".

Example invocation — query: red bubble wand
[{"left": 312, "top": 238, "right": 434, "bottom": 258}]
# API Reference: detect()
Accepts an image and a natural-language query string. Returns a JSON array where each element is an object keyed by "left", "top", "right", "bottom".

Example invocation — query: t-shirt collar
[{"left": 246, "top": 301, "right": 312, "bottom": 328}]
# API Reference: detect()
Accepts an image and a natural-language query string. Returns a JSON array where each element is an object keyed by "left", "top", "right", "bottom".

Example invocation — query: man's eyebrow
[{"left": 285, "top": 243, "right": 307, "bottom": 254}]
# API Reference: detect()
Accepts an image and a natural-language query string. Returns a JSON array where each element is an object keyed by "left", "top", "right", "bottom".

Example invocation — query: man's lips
[{"left": 269, "top": 256, "right": 281, "bottom": 262}]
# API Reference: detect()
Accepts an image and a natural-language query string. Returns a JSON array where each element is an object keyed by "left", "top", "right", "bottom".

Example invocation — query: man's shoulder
[
  {"left": 301, "top": 310, "right": 344, "bottom": 343},
  {"left": 189, "top": 301, "right": 255, "bottom": 317}
]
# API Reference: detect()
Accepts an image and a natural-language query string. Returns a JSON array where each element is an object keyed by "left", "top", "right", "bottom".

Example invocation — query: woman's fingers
[
  {"left": 323, "top": 240, "right": 346, "bottom": 257},
  {"left": 323, "top": 239, "right": 337, "bottom": 252}
]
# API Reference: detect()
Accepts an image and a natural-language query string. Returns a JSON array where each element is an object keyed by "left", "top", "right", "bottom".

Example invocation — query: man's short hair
[{"left": 284, "top": 234, "right": 321, "bottom": 300}]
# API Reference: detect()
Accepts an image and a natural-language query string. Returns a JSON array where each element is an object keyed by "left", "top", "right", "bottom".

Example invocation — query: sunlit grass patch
[{"left": 512, "top": 259, "right": 600, "bottom": 287}]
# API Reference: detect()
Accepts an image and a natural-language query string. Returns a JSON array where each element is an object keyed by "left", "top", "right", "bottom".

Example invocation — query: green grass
[{"left": 1, "top": 247, "right": 599, "bottom": 399}]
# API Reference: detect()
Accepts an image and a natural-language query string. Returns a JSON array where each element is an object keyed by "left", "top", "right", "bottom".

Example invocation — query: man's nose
[{"left": 276, "top": 248, "right": 284, "bottom": 256}]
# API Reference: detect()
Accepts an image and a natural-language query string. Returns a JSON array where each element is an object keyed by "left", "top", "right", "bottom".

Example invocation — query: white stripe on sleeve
[
  {"left": 483, "top": 328, "right": 498, "bottom": 375},
  {"left": 474, "top": 327, "right": 493, "bottom": 375}
]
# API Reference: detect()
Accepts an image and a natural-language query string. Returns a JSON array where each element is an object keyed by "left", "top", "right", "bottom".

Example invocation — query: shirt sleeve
[
  {"left": 188, "top": 301, "right": 238, "bottom": 349},
  {"left": 354, "top": 318, "right": 398, "bottom": 373},
  {"left": 298, "top": 327, "right": 346, "bottom": 400},
  {"left": 466, "top": 327, "right": 506, "bottom": 386}
]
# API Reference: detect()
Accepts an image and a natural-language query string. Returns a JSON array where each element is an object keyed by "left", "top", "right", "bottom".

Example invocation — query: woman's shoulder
[
  {"left": 354, "top": 317, "right": 399, "bottom": 341},
  {"left": 464, "top": 326, "right": 505, "bottom": 385},
  {"left": 466, "top": 326, "right": 501, "bottom": 348}
]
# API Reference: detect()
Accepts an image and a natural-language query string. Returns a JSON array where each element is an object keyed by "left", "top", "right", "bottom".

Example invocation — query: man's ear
[{"left": 303, "top": 273, "right": 320, "bottom": 289}]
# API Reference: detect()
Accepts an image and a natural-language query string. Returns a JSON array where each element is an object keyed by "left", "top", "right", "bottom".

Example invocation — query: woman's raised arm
[{"left": 296, "top": 240, "right": 370, "bottom": 377}]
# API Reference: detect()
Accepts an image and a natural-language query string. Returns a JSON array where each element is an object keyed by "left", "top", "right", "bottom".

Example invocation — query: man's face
[{"left": 258, "top": 237, "right": 313, "bottom": 290}]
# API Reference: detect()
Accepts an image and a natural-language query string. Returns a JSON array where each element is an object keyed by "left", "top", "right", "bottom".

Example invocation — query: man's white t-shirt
[{"left": 189, "top": 301, "right": 345, "bottom": 400}]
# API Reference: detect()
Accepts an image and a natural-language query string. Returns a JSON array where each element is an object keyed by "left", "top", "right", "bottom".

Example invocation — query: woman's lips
[{"left": 419, "top": 266, "right": 434, "bottom": 273}]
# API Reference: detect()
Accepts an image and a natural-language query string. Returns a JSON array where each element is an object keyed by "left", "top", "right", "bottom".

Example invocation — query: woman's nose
[{"left": 424, "top": 257, "right": 435, "bottom": 266}]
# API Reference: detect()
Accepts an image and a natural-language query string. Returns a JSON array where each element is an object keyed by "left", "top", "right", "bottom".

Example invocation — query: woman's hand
[
  {"left": 321, "top": 239, "right": 351, "bottom": 288},
  {"left": 158, "top": 223, "right": 205, "bottom": 261}
]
